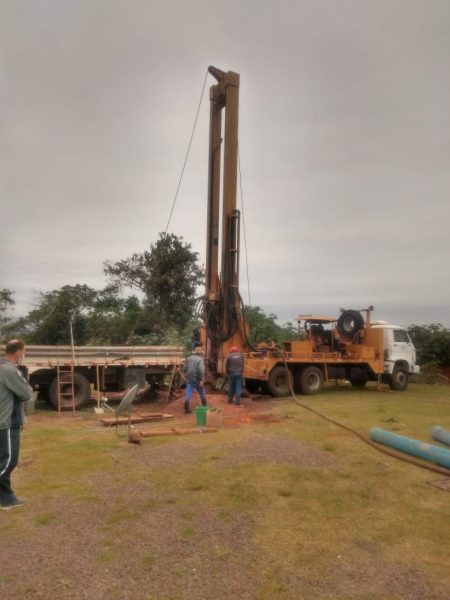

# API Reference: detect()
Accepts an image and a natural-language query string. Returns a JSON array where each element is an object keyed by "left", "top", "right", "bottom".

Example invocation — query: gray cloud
[{"left": 1, "top": 0, "right": 449, "bottom": 328}]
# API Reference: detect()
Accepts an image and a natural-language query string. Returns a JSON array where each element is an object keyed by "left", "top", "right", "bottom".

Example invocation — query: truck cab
[{"left": 370, "top": 323, "right": 420, "bottom": 390}]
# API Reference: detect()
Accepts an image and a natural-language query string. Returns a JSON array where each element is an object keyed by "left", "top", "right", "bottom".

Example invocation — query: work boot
[
  {"left": 184, "top": 403, "right": 192, "bottom": 414},
  {"left": 0, "top": 497, "right": 25, "bottom": 510},
  {"left": 201, "top": 399, "right": 207, "bottom": 407}
]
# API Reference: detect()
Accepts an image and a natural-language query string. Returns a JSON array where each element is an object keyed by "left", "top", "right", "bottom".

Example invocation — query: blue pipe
[
  {"left": 431, "top": 426, "right": 450, "bottom": 448},
  {"left": 369, "top": 427, "right": 450, "bottom": 469}
]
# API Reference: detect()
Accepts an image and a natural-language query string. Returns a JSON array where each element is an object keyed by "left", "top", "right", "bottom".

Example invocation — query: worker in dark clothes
[
  {"left": 183, "top": 346, "right": 207, "bottom": 414},
  {"left": 0, "top": 339, "right": 33, "bottom": 510},
  {"left": 225, "top": 346, "right": 244, "bottom": 406}
]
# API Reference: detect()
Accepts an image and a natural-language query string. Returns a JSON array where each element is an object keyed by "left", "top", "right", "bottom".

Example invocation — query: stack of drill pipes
[
  {"left": 369, "top": 427, "right": 450, "bottom": 469},
  {"left": 431, "top": 426, "right": 450, "bottom": 447}
]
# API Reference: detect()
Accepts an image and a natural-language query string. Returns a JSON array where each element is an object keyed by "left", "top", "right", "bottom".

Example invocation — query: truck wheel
[
  {"left": 349, "top": 369, "right": 368, "bottom": 388},
  {"left": 337, "top": 310, "right": 364, "bottom": 338},
  {"left": 300, "top": 366, "right": 324, "bottom": 395},
  {"left": 389, "top": 367, "right": 408, "bottom": 391},
  {"left": 49, "top": 373, "right": 91, "bottom": 410},
  {"left": 268, "top": 366, "right": 293, "bottom": 397}
]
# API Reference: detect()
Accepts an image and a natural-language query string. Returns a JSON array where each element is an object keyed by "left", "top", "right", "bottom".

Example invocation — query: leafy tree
[
  {"left": 26, "top": 285, "right": 98, "bottom": 344},
  {"left": 24, "top": 284, "right": 150, "bottom": 346},
  {"left": 0, "top": 289, "right": 16, "bottom": 341},
  {"left": 84, "top": 290, "right": 143, "bottom": 345},
  {"left": 242, "top": 305, "right": 297, "bottom": 346},
  {"left": 0, "top": 289, "right": 14, "bottom": 313},
  {"left": 104, "top": 232, "right": 204, "bottom": 342},
  {"left": 407, "top": 324, "right": 450, "bottom": 366}
]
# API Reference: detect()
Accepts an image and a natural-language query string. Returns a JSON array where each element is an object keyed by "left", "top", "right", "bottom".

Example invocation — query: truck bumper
[{"left": 384, "top": 362, "right": 420, "bottom": 376}]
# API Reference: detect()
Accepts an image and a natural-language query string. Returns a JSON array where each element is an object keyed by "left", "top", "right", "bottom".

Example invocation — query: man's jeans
[
  {"left": 185, "top": 381, "right": 207, "bottom": 405},
  {"left": 227, "top": 373, "right": 243, "bottom": 405}
]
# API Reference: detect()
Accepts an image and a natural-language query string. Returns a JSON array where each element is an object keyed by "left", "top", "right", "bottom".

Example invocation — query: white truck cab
[{"left": 370, "top": 323, "right": 420, "bottom": 390}]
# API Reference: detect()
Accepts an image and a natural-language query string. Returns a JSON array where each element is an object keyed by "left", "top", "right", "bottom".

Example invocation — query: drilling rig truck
[{"left": 199, "top": 66, "right": 419, "bottom": 396}]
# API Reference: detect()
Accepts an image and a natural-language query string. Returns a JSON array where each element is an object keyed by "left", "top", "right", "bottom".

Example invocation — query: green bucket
[{"left": 195, "top": 406, "right": 208, "bottom": 427}]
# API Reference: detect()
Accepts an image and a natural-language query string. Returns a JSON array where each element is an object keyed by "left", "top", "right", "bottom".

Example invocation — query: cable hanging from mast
[
  {"left": 238, "top": 145, "right": 252, "bottom": 307},
  {"left": 165, "top": 68, "right": 209, "bottom": 234}
]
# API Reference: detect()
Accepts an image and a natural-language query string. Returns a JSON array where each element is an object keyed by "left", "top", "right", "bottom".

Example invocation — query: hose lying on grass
[{"left": 277, "top": 354, "right": 450, "bottom": 478}]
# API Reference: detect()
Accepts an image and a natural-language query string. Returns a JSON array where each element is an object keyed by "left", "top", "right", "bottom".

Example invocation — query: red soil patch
[{"left": 135, "top": 390, "right": 281, "bottom": 427}]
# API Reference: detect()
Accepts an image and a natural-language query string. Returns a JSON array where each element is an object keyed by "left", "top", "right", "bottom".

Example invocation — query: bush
[{"left": 413, "top": 362, "right": 450, "bottom": 385}]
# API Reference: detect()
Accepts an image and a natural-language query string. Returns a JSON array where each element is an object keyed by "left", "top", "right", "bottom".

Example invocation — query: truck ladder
[{"left": 56, "top": 364, "right": 76, "bottom": 413}]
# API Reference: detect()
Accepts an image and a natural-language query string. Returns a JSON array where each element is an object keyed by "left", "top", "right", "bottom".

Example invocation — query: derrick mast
[{"left": 203, "top": 66, "right": 246, "bottom": 376}]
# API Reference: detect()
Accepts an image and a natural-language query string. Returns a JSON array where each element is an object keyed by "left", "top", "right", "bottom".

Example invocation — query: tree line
[
  {"left": 0, "top": 233, "right": 296, "bottom": 349},
  {"left": 1, "top": 232, "right": 449, "bottom": 367}
]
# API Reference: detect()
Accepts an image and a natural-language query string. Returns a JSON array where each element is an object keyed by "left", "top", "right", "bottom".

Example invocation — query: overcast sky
[{"left": 1, "top": 0, "right": 449, "bottom": 328}]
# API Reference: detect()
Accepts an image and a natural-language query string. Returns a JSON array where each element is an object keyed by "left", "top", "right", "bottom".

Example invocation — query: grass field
[{"left": 1, "top": 383, "right": 450, "bottom": 599}]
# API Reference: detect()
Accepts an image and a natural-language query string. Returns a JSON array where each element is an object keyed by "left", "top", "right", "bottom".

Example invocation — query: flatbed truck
[{"left": 1, "top": 344, "right": 184, "bottom": 410}]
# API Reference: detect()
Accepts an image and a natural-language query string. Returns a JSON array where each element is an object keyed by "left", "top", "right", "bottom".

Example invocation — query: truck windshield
[{"left": 393, "top": 329, "right": 410, "bottom": 343}]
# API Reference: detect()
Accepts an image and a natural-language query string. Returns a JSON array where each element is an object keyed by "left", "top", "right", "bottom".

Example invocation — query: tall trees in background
[
  {"left": 3, "top": 235, "right": 450, "bottom": 365},
  {"left": 0, "top": 289, "right": 16, "bottom": 340},
  {"left": 407, "top": 324, "right": 450, "bottom": 367},
  {"left": 104, "top": 232, "right": 204, "bottom": 343},
  {"left": 26, "top": 284, "right": 97, "bottom": 344},
  {"left": 1, "top": 233, "right": 204, "bottom": 346},
  {"left": 242, "top": 305, "right": 297, "bottom": 346},
  {"left": 23, "top": 284, "right": 143, "bottom": 345}
]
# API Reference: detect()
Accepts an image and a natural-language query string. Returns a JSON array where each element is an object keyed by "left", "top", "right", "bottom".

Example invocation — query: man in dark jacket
[
  {"left": 183, "top": 346, "right": 207, "bottom": 414},
  {"left": 0, "top": 339, "right": 33, "bottom": 510},
  {"left": 225, "top": 346, "right": 244, "bottom": 406}
]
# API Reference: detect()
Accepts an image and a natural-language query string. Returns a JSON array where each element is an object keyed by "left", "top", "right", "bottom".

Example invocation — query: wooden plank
[
  {"left": 139, "top": 427, "right": 218, "bottom": 437},
  {"left": 427, "top": 478, "right": 450, "bottom": 492},
  {"left": 128, "top": 427, "right": 218, "bottom": 443},
  {"left": 100, "top": 413, "right": 174, "bottom": 426}
]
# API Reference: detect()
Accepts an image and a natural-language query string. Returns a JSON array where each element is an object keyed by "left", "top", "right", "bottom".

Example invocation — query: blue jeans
[
  {"left": 185, "top": 381, "right": 207, "bottom": 405},
  {"left": 227, "top": 373, "right": 243, "bottom": 405}
]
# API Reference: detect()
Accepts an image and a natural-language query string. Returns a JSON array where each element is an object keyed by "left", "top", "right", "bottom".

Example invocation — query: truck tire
[
  {"left": 48, "top": 373, "right": 91, "bottom": 410},
  {"left": 29, "top": 368, "right": 55, "bottom": 392},
  {"left": 389, "top": 367, "right": 409, "bottom": 391},
  {"left": 337, "top": 310, "right": 364, "bottom": 338},
  {"left": 300, "top": 366, "right": 324, "bottom": 395},
  {"left": 349, "top": 368, "right": 368, "bottom": 388},
  {"left": 268, "top": 366, "right": 293, "bottom": 397}
]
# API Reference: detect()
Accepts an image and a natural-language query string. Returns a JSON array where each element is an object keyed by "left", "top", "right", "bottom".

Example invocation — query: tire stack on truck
[{"left": 0, "top": 345, "right": 185, "bottom": 410}]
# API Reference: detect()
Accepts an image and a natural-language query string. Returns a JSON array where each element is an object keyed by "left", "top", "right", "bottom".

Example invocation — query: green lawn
[{"left": 1, "top": 383, "right": 450, "bottom": 599}]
